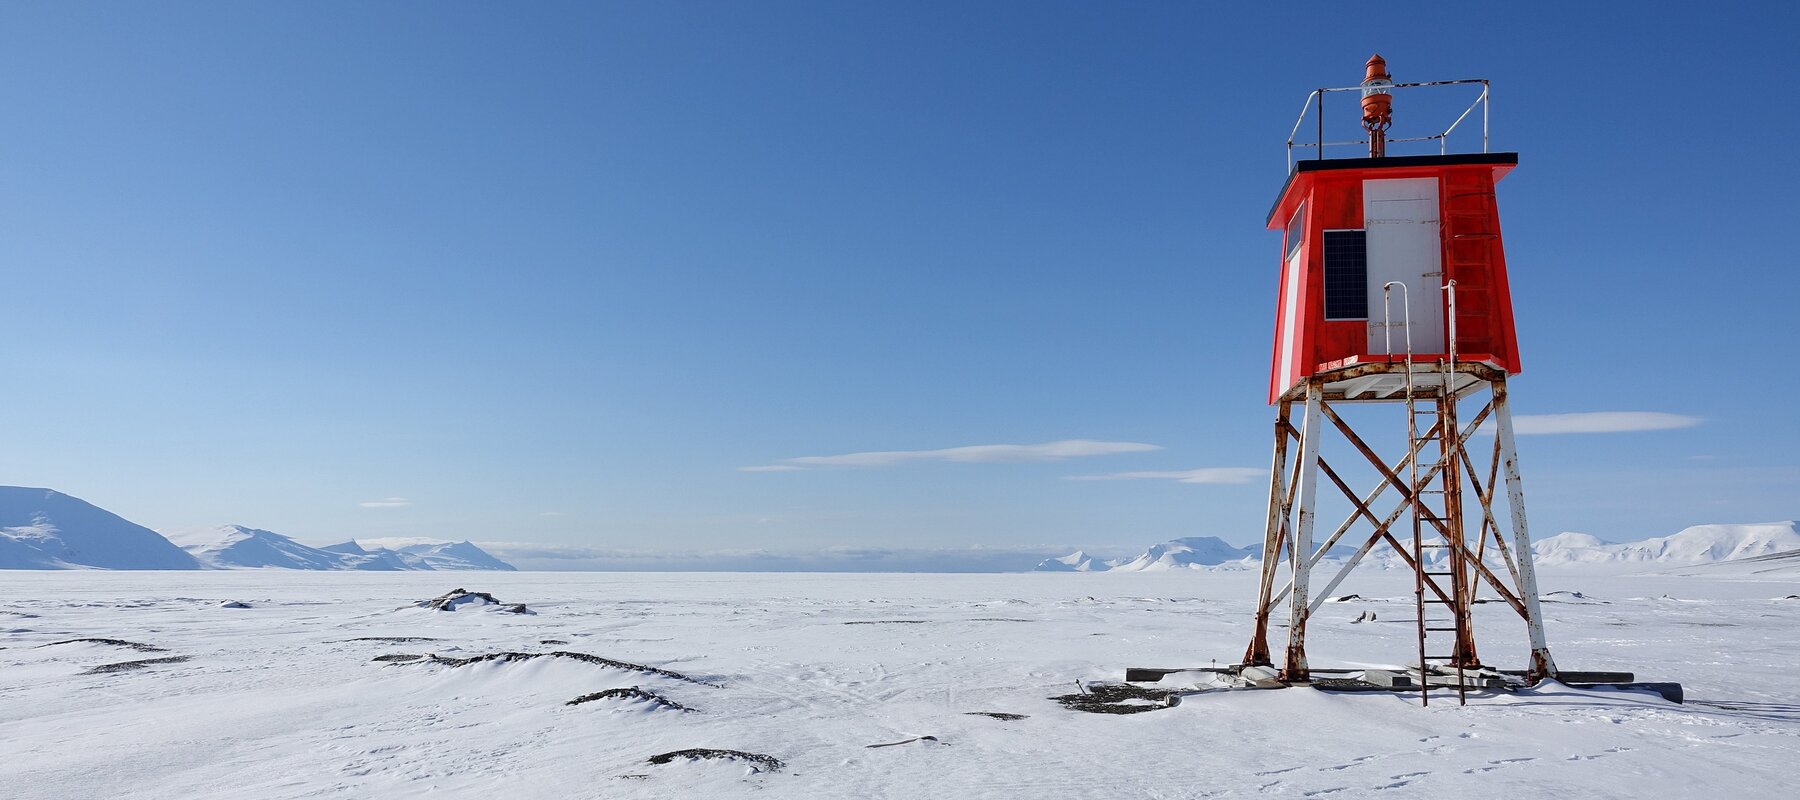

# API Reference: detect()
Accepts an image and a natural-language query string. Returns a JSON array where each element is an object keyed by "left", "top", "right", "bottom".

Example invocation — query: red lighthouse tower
[{"left": 1242, "top": 58, "right": 1558, "bottom": 705}]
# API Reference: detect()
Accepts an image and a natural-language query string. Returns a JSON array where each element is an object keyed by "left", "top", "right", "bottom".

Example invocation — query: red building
[{"left": 1265, "top": 153, "right": 1522, "bottom": 404}]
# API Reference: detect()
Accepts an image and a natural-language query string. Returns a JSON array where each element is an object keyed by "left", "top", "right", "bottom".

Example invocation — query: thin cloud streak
[
  {"left": 358, "top": 497, "right": 411, "bottom": 508},
  {"left": 743, "top": 439, "right": 1161, "bottom": 472},
  {"left": 1506, "top": 412, "right": 1701, "bottom": 435},
  {"left": 1068, "top": 467, "right": 1264, "bottom": 485}
]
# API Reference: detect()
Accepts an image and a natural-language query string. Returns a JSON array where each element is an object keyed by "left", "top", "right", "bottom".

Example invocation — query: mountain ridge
[
  {"left": 1041, "top": 521, "right": 1800, "bottom": 573},
  {"left": 1, "top": 487, "right": 201, "bottom": 570},
  {"left": 0, "top": 486, "right": 513, "bottom": 571}
]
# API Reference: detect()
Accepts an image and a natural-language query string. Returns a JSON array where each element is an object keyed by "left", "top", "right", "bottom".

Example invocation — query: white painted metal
[
  {"left": 1277, "top": 248, "right": 1303, "bottom": 395},
  {"left": 1282, "top": 382, "right": 1324, "bottom": 677},
  {"left": 1252, "top": 403, "right": 1294, "bottom": 645},
  {"left": 1366, "top": 178, "right": 1444, "bottom": 355},
  {"left": 1493, "top": 382, "right": 1559, "bottom": 680}
]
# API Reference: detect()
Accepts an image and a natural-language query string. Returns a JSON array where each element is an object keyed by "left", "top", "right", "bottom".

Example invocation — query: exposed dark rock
[
  {"left": 1352, "top": 610, "right": 1377, "bottom": 623},
  {"left": 42, "top": 638, "right": 166, "bottom": 652},
  {"left": 866, "top": 735, "right": 941, "bottom": 748},
  {"left": 346, "top": 636, "right": 440, "bottom": 643},
  {"left": 371, "top": 654, "right": 426, "bottom": 663},
  {"left": 842, "top": 620, "right": 928, "bottom": 625},
  {"left": 414, "top": 588, "right": 529, "bottom": 613},
  {"left": 83, "top": 655, "right": 191, "bottom": 674},
  {"left": 1328, "top": 594, "right": 1362, "bottom": 602},
  {"left": 646, "top": 749, "right": 782, "bottom": 773},
  {"left": 1052, "top": 682, "right": 1180, "bottom": 715},
  {"left": 380, "top": 650, "right": 715, "bottom": 685},
  {"left": 540, "top": 639, "right": 569, "bottom": 645},
  {"left": 566, "top": 686, "right": 692, "bottom": 711},
  {"left": 965, "top": 712, "right": 1028, "bottom": 721},
  {"left": 219, "top": 601, "right": 251, "bottom": 609}
]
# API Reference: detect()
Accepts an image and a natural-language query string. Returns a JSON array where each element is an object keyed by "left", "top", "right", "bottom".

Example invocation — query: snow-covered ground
[{"left": 2, "top": 569, "right": 1795, "bottom": 799}]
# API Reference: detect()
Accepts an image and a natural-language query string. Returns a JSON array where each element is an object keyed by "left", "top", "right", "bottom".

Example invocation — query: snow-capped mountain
[
  {"left": 1041, "top": 521, "right": 1800, "bottom": 575},
  {"left": 1532, "top": 522, "right": 1800, "bottom": 566},
  {"left": 163, "top": 525, "right": 357, "bottom": 570},
  {"left": 0, "top": 485, "right": 515, "bottom": 571},
  {"left": 1036, "top": 537, "right": 1269, "bottom": 573},
  {"left": 318, "top": 540, "right": 416, "bottom": 571},
  {"left": 373, "top": 540, "right": 518, "bottom": 572},
  {"left": 1033, "top": 550, "right": 1112, "bottom": 572},
  {"left": 1109, "top": 537, "right": 1260, "bottom": 572},
  {"left": 164, "top": 527, "right": 518, "bottom": 571},
  {"left": 0, "top": 487, "right": 200, "bottom": 570}
]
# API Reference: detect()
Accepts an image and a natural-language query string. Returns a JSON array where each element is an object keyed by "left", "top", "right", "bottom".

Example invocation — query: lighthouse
[{"left": 1242, "top": 57, "right": 1557, "bottom": 705}]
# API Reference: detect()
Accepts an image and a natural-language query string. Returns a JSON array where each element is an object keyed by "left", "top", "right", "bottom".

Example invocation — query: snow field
[{"left": 1, "top": 570, "right": 1796, "bottom": 798}]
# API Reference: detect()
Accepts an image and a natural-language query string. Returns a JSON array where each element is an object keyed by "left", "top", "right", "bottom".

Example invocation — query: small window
[
  {"left": 1284, "top": 204, "right": 1305, "bottom": 259},
  {"left": 1322, "top": 229, "right": 1367, "bottom": 320}
]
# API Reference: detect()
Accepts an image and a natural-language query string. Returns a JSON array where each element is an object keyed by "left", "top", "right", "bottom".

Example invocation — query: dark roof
[
  {"left": 1267, "top": 153, "right": 1519, "bottom": 226},
  {"left": 1293, "top": 152, "right": 1518, "bottom": 174}
]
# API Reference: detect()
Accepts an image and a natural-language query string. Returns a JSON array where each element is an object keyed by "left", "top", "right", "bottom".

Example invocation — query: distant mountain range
[
  {"left": 1036, "top": 536, "right": 1360, "bottom": 572},
  {"left": 6, "top": 483, "right": 1792, "bottom": 574},
  {"left": 1038, "top": 522, "right": 1800, "bottom": 573},
  {"left": 1, "top": 486, "right": 513, "bottom": 571},
  {"left": 1529, "top": 522, "right": 1800, "bottom": 566}
]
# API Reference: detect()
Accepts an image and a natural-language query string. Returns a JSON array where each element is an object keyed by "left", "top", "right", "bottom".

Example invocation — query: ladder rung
[
  {"left": 1426, "top": 626, "right": 1459, "bottom": 632},
  {"left": 1424, "top": 571, "right": 1456, "bottom": 576}
]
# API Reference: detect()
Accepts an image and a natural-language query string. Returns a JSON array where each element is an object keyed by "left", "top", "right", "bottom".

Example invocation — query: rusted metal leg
[
  {"left": 1244, "top": 401, "right": 1293, "bottom": 667},
  {"left": 1493, "top": 380, "right": 1558, "bottom": 681},
  {"left": 1438, "top": 395, "right": 1480, "bottom": 671},
  {"left": 1281, "top": 382, "right": 1323, "bottom": 682}
]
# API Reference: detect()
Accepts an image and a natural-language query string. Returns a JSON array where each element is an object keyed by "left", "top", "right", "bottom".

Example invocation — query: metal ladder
[{"left": 1384, "top": 280, "right": 1469, "bottom": 707}]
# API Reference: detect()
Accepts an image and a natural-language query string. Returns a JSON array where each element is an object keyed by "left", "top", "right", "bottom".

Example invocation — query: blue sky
[{"left": 1, "top": 2, "right": 1794, "bottom": 564}]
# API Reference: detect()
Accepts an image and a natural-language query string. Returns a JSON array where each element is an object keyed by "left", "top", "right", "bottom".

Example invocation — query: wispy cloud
[
  {"left": 1068, "top": 467, "right": 1264, "bottom": 485},
  {"left": 358, "top": 497, "right": 411, "bottom": 508},
  {"left": 742, "top": 439, "right": 1161, "bottom": 472},
  {"left": 1508, "top": 412, "right": 1701, "bottom": 435}
]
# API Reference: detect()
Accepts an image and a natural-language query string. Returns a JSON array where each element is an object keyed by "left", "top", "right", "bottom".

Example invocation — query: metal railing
[{"left": 1285, "top": 79, "right": 1490, "bottom": 171}]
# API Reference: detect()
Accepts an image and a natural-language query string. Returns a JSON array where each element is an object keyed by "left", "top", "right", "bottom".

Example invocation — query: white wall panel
[{"left": 1364, "top": 177, "right": 1443, "bottom": 354}]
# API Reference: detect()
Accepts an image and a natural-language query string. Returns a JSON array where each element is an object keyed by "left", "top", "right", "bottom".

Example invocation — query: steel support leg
[
  {"left": 1281, "top": 382, "right": 1324, "bottom": 682},
  {"left": 1492, "top": 379, "right": 1558, "bottom": 681},
  {"left": 1244, "top": 400, "right": 1294, "bottom": 667}
]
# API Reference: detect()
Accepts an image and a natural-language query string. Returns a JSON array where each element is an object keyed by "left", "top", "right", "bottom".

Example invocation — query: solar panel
[{"left": 1322, "top": 229, "right": 1367, "bottom": 320}]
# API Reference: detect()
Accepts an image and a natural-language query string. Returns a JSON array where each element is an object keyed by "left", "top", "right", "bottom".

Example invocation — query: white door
[{"left": 1364, "top": 178, "right": 1443, "bottom": 355}]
